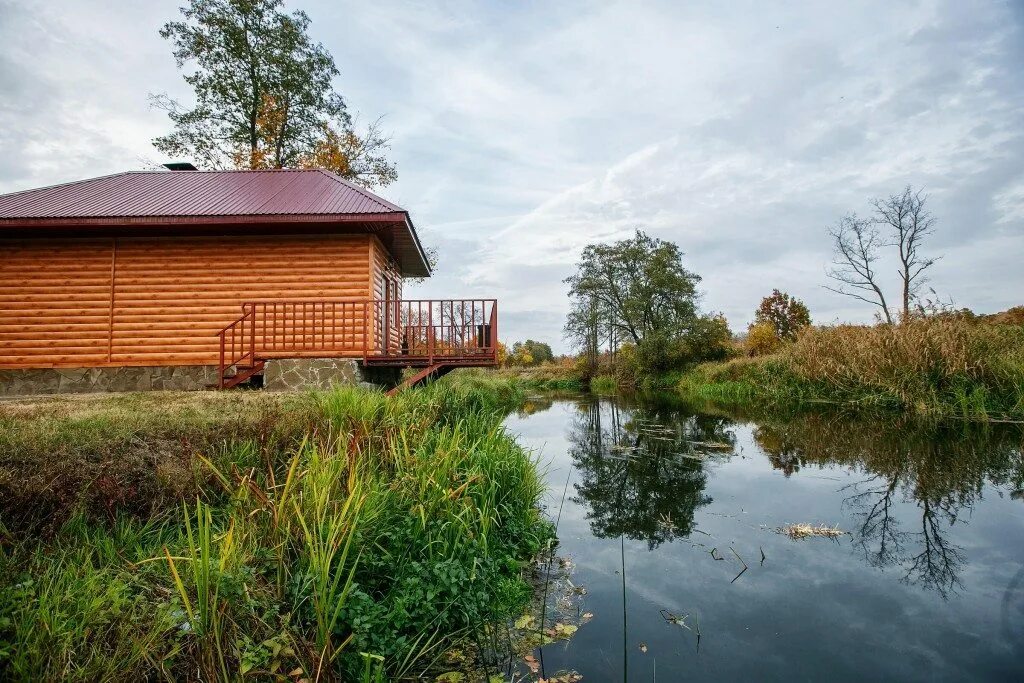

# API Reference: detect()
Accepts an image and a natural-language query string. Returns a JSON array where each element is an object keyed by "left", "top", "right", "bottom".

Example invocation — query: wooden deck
[{"left": 216, "top": 298, "right": 497, "bottom": 388}]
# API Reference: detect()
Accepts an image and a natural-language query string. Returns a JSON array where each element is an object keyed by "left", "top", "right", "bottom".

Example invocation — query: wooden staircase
[
  {"left": 386, "top": 363, "right": 456, "bottom": 397},
  {"left": 220, "top": 360, "right": 265, "bottom": 389}
]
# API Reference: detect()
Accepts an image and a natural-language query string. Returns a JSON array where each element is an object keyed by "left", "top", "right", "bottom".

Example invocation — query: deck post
[
  {"left": 362, "top": 300, "right": 369, "bottom": 362},
  {"left": 248, "top": 303, "right": 255, "bottom": 364},
  {"left": 218, "top": 331, "right": 225, "bottom": 389}
]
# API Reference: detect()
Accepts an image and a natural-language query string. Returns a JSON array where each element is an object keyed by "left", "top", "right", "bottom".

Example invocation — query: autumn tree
[
  {"left": 152, "top": 0, "right": 396, "bottom": 187},
  {"left": 753, "top": 289, "right": 811, "bottom": 341},
  {"left": 509, "top": 340, "right": 554, "bottom": 366},
  {"left": 826, "top": 186, "right": 940, "bottom": 323}
]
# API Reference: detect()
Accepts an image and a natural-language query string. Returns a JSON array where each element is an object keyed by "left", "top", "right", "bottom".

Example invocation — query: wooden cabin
[{"left": 0, "top": 167, "right": 497, "bottom": 393}]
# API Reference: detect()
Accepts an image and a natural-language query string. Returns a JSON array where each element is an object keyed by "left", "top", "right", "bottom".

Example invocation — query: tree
[
  {"left": 826, "top": 186, "right": 940, "bottom": 323},
  {"left": 152, "top": 0, "right": 396, "bottom": 187},
  {"left": 873, "top": 187, "right": 938, "bottom": 320},
  {"left": 746, "top": 321, "right": 783, "bottom": 356},
  {"left": 509, "top": 340, "right": 553, "bottom": 366},
  {"left": 565, "top": 230, "right": 700, "bottom": 346},
  {"left": 754, "top": 289, "right": 811, "bottom": 341},
  {"left": 826, "top": 213, "right": 893, "bottom": 323},
  {"left": 563, "top": 230, "right": 733, "bottom": 373}
]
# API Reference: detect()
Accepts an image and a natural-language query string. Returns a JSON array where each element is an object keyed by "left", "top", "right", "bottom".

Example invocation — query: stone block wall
[
  {"left": 261, "top": 358, "right": 401, "bottom": 391},
  {"left": 0, "top": 365, "right": 218, "bottom": 397},
  {"left": 262, "top": 358, "right": 368, "bottom": 391},
  {"left": 0, "top": 359, "right": 402, "bottom": 397}
]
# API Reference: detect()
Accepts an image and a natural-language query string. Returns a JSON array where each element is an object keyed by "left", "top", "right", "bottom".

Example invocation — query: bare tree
[
  {"left": 826, "top": 213, "right": 894, "bottom": 324},
  {"left": 872, "top": 186, "right": 939, "bottom": 320},
  {"left": 826, "top": 185, "right": 940, "bottom": 322}
]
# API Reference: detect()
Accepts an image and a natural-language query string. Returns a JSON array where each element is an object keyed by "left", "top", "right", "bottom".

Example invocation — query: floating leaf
[
  {"left": 514, "top": 614, "right": 536, "bottom": 630},
  {"left": 639, "top": 642, "right": 648, "bottom": 653},
  {"left": 553, "top": 623, "right": 578, "bottom": 637},
  {"left": 582, "top": 612, "right": 594, "bottom": 620},
  {"left": 435, "top": 673, "right": 465, "bottom": 682}
]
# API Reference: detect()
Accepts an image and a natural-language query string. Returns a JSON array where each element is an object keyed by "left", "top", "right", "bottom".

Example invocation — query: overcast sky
[{"left": 1, "top": 0, "right": 1022, "bottom": 352}]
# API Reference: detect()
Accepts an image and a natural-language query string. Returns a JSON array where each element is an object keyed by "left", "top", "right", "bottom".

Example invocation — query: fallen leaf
[
  {"left": 581, "top": 612, "right": 594, "bottom": 620},
  {"left": 639, "top": 642, "right": 648, "bottom": 653}
]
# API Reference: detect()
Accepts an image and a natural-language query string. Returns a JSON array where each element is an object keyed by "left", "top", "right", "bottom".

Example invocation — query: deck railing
[
  {"left": 215, "top": 298, "right": 497, "bottom": 387},
  {"left": 368, "top": 299, "right": 498, "bottom": 363}
]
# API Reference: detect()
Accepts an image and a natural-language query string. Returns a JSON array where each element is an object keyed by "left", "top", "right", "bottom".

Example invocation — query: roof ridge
[{"left": 314, "top": 169, "right": 404, "bottom": 212}]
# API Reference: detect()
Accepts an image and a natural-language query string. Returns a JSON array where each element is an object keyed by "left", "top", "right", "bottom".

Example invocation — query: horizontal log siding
[
  {"left": 0, "top": 234, "right": 373, "bottom": 368},
  {"left": 0, "top": 238, "right": 113, "bottom": 367}
]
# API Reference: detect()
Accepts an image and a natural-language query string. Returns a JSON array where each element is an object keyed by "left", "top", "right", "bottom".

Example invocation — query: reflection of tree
[
  {"left": 754, "top": 413, "right": 1024, "bottom": 599},
  {"left": 567, "top": 397, "right": 735, "bottom": 549},
  {"left": 515, "top": 395, "right": 556, "bottom": 416}
]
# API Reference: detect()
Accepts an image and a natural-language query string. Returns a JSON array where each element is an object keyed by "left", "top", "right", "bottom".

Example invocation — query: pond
[{"left": 503, "top": 393, "right": 1024, "bottom": 682}]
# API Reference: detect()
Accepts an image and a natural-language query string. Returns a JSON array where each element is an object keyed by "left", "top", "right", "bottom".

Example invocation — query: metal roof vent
[{"left": 163, "top": 162, "right": 198, "bottom": 171}]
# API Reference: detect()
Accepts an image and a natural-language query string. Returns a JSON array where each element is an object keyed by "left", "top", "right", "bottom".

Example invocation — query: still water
[{"left": 503, "top": 394, "right": 1024, "bottom": 682}]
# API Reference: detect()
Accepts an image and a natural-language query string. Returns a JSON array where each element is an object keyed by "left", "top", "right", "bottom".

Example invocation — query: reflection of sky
[{"left": 503, "top": 400, "right": 1024, "bottom": 682}]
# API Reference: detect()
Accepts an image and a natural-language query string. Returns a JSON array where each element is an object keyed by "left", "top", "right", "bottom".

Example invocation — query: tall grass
[
  {"left": 0, "top": 377, "right": 549, "bottom": 681},
  {"left": 679, "top": 317, "right": 1024, "bottom": 420}
]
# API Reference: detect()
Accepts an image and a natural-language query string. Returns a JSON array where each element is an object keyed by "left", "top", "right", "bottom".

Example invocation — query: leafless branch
[{"left": 825, "top": 213, "right": 894, "bottom": 323}]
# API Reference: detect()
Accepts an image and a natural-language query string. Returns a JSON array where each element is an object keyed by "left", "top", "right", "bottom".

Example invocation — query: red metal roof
[
  {"left": 0, "top": 168, "right": 405, "bottom": 218},
  {"left": 0, "top": 169, "right": 431, "bottom": 277}
]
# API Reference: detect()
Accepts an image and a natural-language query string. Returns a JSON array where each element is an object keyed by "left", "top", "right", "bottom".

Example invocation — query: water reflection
[
  {"left": 507, "top": 395, "right": 1024, "bottom": 681},
  {"left": 567, "top": 399, "right": 735, "bottom": 548},
  {"left": 752, "top": 414, "right": 1024, "bottom": 598},
  {"left": 566, "top": 395, "right": 1023, "bottom": 595}
]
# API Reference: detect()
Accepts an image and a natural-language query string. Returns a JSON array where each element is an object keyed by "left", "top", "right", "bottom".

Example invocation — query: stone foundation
[
  {"left": 262, "top": 358, "right": 401, "bottom": 392},
  {"left": 0, "top": 365, "right": 218, "bottom": 397},
  {"left": 263, "top": 358, "right": 367, "bottom": 391},
  {"left": 0, "top": 359, "right": 403, "bottom": 397}
]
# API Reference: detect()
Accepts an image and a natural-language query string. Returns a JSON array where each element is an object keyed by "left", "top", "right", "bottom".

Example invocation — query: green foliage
[
  {"left": 564, "top": 230, "right": 700, "bottom": 355},
  {"left": 0, "top": 378, "right": 549, "bottom": 680},
  {"left": 153, "top": 0, "right": 396, "bottom": 187},
  {"left": 590, "top": 375, "right": 617, "bottom": 394},
  {"left": 564, "top": 230, "right": 734, "bottom": 375},
  {"left": 753, "top": 289, "right": 811, "bottom": 341}
]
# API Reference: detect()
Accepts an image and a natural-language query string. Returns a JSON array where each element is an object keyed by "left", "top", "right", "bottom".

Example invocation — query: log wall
[{"left": 0, "top": 234, "right": 374, "bottom": 368}]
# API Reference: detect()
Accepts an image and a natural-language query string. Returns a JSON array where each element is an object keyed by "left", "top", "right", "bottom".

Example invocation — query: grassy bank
[
  {"left": 480, "top": 365, "right": 586, "bottom": 392},
  {"left": 678, "top": 317, "right": 1024, "bottom": 421},
  {"left": 0, "top": 376, "right": 550, "bottom": 680}
]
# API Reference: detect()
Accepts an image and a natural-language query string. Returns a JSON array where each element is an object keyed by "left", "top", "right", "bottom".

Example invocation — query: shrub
[{"left": 746, "top": 321, "right": 784, "bottom": 356}]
